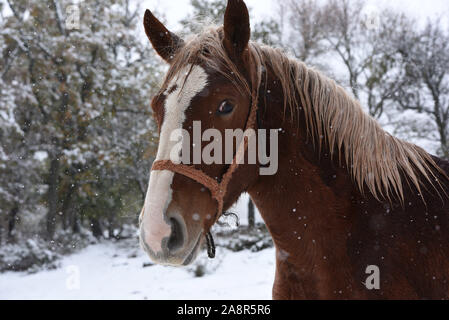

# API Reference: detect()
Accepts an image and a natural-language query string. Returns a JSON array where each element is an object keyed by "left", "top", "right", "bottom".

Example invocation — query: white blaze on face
[{"left": 141, "top": 65, "right": 208, "bottom": 254}]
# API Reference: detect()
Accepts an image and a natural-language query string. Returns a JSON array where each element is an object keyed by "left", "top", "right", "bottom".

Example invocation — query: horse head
[{"left": 139, "top": 0, "right": 261, "bottom": 266}]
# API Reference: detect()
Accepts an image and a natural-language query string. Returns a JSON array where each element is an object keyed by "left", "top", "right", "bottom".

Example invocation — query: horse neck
[{"left": 248, "top": 71, "right": 360, "bottom": 276}]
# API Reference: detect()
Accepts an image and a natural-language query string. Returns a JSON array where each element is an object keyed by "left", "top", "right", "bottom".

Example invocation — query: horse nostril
[{"left": 167, "top": 217, "right": 185, "bottom": 252}]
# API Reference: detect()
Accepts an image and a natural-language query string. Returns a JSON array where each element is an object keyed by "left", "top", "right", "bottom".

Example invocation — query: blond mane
[{"left": 161, "top": 26, "right": 443, "bottom": 202}]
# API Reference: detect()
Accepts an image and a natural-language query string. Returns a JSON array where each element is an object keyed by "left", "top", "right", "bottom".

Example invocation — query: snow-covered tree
[
  {"left": 394, "top": 20, "right": 449, "bottom": 158},
  {"left": 1, "top": 0, "right": 161, "bottom": 241}
]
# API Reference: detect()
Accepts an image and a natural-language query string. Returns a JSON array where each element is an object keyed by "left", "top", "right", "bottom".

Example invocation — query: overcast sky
[
  {"left": 1, "top": 0, "right": 447, "bottom": 32},
  {"left": 140, "top": 0, "right": 448, "bottom": 30}
]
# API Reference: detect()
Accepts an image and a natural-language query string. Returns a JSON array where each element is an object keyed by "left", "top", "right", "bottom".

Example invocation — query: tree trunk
[
  {"left": 90, "top": 218, "right": 103, "bottom": 238},
  {"left": 108, "top": 215, "right": 115, "bottom": 239},
  {"left": 70, "top": 207, "right": 80, "bottom": 234},
  {"left": 46, "top": 155, "right": 60, "bottom": 240},
  {"left": 0, "top": 220, "right": 3, "bottom": 247},
  {"left": 61, "top": 181, "right": 76, "bottom": 231},
  {"left": 248, "top": 199, "right": 255, "bottom": 229},
  {"left": 437, "top": 123, "right": 449, "bottom": 159},
  {"left": 7, "top": 206, "right": 19, "bottom": 242}
]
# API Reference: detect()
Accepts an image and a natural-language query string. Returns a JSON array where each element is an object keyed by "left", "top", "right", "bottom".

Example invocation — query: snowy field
[
  {"left": 0, "top": 196, "right": 275, "bottom": 300},
  {"left": 0, "top": 240, "right": 275, "bottom": 300}
]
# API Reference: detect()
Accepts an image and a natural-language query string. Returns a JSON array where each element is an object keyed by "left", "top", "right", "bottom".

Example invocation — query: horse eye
[{"left": 217, "top": 101, "right": 234, "bottom": 115}]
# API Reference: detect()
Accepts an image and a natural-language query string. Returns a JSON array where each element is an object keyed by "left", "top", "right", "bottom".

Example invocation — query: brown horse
[{"left": 139, "top": 0, "right": 449, "bottom": 299}]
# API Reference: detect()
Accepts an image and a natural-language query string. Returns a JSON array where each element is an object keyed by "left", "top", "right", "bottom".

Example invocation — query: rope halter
[{"left": 151, "top": 63, "right": 261, "bottom": 258}]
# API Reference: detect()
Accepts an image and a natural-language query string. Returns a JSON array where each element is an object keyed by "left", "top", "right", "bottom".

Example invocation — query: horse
[{"left": 138, "top": 0, "right": 449, "bottom": 299}]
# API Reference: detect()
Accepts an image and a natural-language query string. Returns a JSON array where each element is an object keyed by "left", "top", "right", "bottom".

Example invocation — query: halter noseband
[{"left": 151, "top": 69, "right": 260, "bottom": 258}]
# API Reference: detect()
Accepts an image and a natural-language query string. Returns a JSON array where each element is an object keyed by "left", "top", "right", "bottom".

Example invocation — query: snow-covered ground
[
  {"left": 0, "top": 195, "right": 274, "bottom": 300},
  {"left": 0, "top": 240, "right": 275, "bottom": 300}
]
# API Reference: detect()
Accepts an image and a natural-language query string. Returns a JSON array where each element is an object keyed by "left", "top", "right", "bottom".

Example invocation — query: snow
[
  {"left": 0, "top": 239, "right": 275, "bottom": 300},
  {"left": 0, "top": 191, "right": 271, "bottom": 300},
  {"left": 1, "top": 197, "right": 271, "bottom": 300}
]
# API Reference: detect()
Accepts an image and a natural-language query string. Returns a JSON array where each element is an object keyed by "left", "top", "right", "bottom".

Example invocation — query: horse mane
[{"left": 161, "top": 25, "right": 444, "bottom": 203}]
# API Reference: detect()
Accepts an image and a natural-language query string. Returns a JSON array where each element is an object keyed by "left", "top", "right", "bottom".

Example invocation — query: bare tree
[
  {"left": 248, "top": 199, "right": 255, "bottom": 229},
  {"left": 394, "top": 21, "right": 449, "bottom": 158},
  {"left": 285, "top": 0, "right": 422, "bottom": 122},
  {"left": 285, "top": 0, "right": 327, "bottom": 63}
]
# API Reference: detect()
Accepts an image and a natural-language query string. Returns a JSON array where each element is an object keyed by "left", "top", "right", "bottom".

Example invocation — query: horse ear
[
  {"left": 144, "top": 10, "right": 184, "bottom": 63},
  {"left": 223, "top": 0, "right": 251, "bottom": 60}
]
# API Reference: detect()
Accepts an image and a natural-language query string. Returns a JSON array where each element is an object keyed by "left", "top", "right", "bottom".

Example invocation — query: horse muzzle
[{"left": 139, "top": 211, "right": 203, "bottom": 266}]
